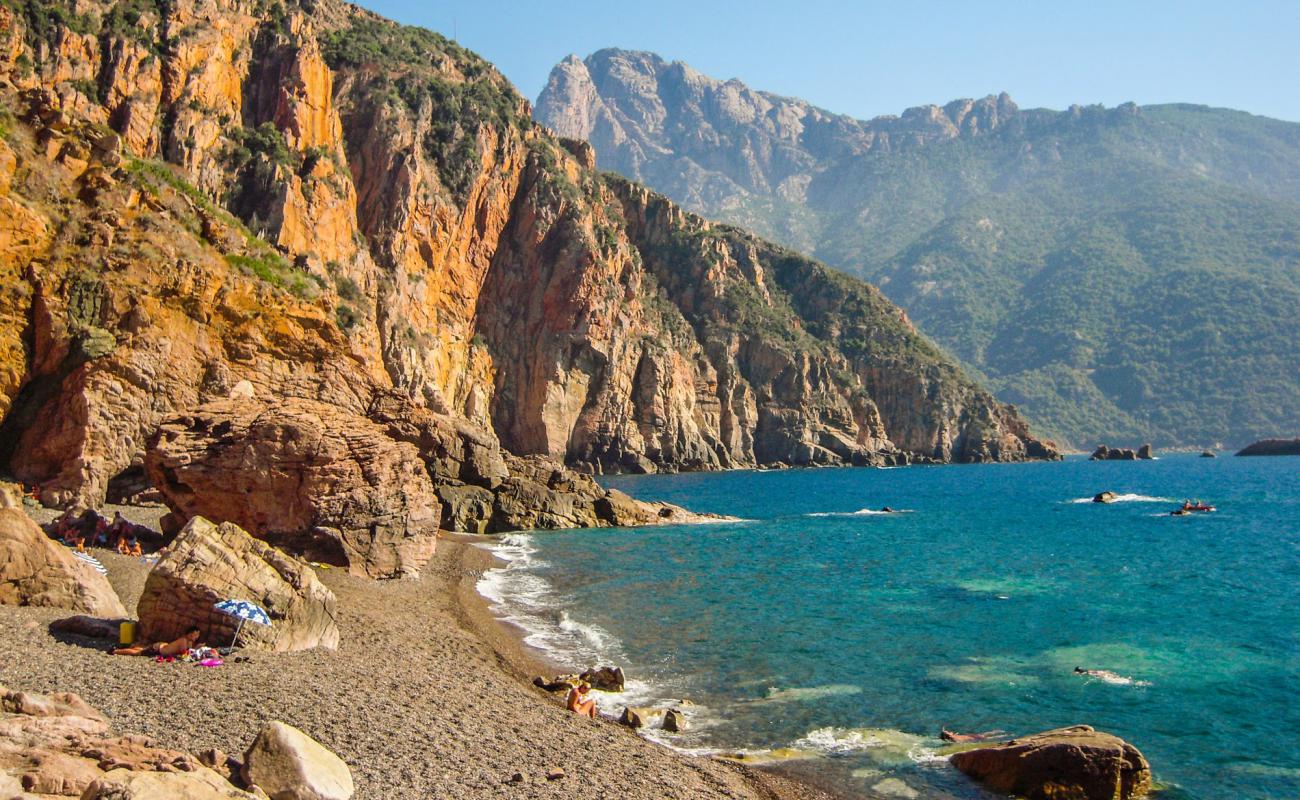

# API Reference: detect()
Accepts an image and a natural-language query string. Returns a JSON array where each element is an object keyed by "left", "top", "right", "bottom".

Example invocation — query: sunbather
[
  {"left": 566, "top": 682, "right": 597, "bottom": 719},
  {"left": 113, "top": 626, "right": 202, "bottom": 657}
]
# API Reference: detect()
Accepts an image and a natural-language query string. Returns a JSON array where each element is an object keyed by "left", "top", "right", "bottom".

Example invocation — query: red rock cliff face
[{"left": 0, "top": 0, "right": 1056, "bottom": 511}]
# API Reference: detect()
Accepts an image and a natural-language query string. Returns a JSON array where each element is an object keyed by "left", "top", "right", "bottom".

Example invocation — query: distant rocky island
[
  {"left": 1235, "top": 438, "right": 1300, "bottom": 456},
  {"left": 536, "top": 48, "right": 1300, "bottom": 451}
]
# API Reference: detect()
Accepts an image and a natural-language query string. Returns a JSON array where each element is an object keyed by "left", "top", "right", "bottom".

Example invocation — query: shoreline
[
  {"left": 0, "top": 508, "right": 841, "bottom": 800},
  {"left": 444, "top": 533, "right": 850, "bottom": 800}
]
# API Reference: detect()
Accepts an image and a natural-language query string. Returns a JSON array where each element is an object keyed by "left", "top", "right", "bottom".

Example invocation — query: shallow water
[{"left": 478, "top": 455, "right": 1300, "bottom": 798}]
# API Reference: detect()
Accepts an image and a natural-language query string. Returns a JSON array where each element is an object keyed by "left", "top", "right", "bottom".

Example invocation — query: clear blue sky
[{"left": 355, "top": 0, "right": 1300, "bottom": 122}]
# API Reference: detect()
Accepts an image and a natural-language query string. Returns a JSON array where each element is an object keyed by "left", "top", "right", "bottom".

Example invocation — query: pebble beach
[{"left": 0, "top": 505, "right": 832, "bottom": 800}]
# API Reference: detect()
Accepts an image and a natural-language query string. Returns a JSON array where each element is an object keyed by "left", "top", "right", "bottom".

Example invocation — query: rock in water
[
  {"left": 1093, "top": 491, "right": 1117, "bottom": 504},
  {"left": 618, "top": 707, "right": 665, "bottom": 729},
  {"left": 136, "top": 517, "right": 339, "bottom": 652},
  {"left": 1137, "top": 444, "right": 1153, "bottom": 460},
  {"left": 1235, "top": 437, "right": 1300, "bottom": 456},
  {"left": 950, "top": 725, "right": 1151, "bottom": 800},
  {"left": 580, "top": 665, "right": 626, "bottom": 692},
  {"left": 243, "top": 721, "right": 355, "bottom": 800},
  {"left": 146, "top": 399, "right": 440, "bottom": 579},
  {"left": 0, "top": 509, "right": 126, "bottom": 617},
  {"left": 662, "top": 708, "right": 686, "bottom": 732},
  {"left": 1200, "top": 450, "right": 1217, "bottom": 458}
]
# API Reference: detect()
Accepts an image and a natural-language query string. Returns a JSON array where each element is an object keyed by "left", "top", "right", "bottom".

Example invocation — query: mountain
[
  {"left": 0, "top": 0, "right": 1055, "bottom": 516},
  {"left": 536, "top": 49, "right": 1300, "bottom": 448}
]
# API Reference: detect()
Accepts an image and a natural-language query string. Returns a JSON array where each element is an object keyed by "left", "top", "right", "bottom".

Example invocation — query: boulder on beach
[
  {"left": 0, "top": 508, "right": 126, "bottom": 617},
  {"left": 1092, "top": 491, "right": 1117, "bottom": 504},
  {"left": 136, "top": 516, "right": 339, "bottom": 652},
  {"left": 146, "top": 398, "right": 440, "bottom": 579},
  {"left": 950, "top": 724, "right": 1150, "bottom": 800},
  {"left": 49, "top": 614, "right": 130, "bottom": 640},
  {"left": 242, "top": 720, "right": 355, "bottom": 800},
  {"left": 0, "top": 686, "right": 260, "bottom": 799},
  {"left": 580, "top": 665, "right": 626, "bottom": 692},
  {"left": 532, "top": 675, "right": 580, "bottom": 693}
]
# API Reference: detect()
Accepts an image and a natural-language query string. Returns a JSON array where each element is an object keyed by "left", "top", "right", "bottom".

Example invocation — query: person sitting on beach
[
  {"left": 116, "top": 533, "right": 131, "bottom": 555},
  {"left": 113, "top": 626, "right": 202, "bottom": 657},
  {"left": 566, "top": 682, "right": 597, "bottom": 719},
  {"left": 127, "top": 536, "right": 143, "bottom": 557}
]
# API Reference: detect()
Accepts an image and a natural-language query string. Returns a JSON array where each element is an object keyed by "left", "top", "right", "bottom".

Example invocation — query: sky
[{"left": 354, "top": 0, "right": 1300, "bottom": 123}]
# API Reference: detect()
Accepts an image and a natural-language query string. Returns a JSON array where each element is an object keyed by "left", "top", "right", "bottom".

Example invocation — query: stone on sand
[
  {"left": 949, "top": 724, "right": 1151, "bottom": 800},
  {"left": 82, "top": 767, "right": 264, "bottom": 799},
  {"left": 242, "top": 720, "right": 354, "bottom": 800},
  {"left": 136, "top": 516, "right": 339, "bottom": 652},
  {"left": 0, "top": 508, "right": 126, "bottom": 617}
]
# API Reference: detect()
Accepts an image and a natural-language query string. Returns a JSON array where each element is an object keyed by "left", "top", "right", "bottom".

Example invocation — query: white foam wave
[
  {"left": 806, "top": 508, "right": 912, "bottom": 518},
  {"left": 1069, "top": 494, "right": 1173, "bottom": 504},
  {"left": 792, "top": 726, "right": 929, "bottom": 761},
  {"left": 1077, "top": 670, "right": 1152, "bottom": 687}
]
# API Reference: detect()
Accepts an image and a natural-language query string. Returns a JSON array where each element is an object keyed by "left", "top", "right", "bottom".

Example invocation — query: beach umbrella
[
  {"left": 213, "top": 599, "right": 271, "bottom": 648},
  {"left": 71, "top": 551, "right": 108, "bottom": 574}
]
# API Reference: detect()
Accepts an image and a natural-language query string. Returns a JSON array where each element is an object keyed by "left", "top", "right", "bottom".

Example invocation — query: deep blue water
[{"left": 478, "top": 455, "right": 1299, "bottom": 799}]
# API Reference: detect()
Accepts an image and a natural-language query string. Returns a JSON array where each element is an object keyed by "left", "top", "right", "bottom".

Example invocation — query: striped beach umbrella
[
  {"left": 71, "top": 551, "right": 108, "bottom": 574},
  {"left": 213, "top": 599, "right": 272, "bottom": 648}
]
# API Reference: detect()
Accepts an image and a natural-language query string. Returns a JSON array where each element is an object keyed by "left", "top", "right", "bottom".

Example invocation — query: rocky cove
[{"left": 0, "top": 0, "right": 1077, "bottom": 798}]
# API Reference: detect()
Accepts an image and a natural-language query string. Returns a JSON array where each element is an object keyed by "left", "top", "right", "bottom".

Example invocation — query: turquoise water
[{"left": 478, "top": 455, "right": 1299, "bottom": 799}]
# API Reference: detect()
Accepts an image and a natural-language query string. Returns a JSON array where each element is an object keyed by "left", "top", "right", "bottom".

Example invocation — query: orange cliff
[{"left": 0, "top": 0, "right": 1057, "bottom": 519}]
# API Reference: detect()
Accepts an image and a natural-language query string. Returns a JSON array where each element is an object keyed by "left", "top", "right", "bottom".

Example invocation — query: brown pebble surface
[{"left": 0, "top": 510, "right": 840, "bottom": 800}]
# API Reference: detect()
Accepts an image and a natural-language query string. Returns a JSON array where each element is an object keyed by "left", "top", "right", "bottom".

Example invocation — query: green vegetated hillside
[{"left": 537, "top": 52, "right": 1300, "bottom": 448}]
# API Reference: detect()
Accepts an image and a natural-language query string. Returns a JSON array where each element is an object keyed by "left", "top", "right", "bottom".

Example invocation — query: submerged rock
[
  {"left": 136, "top": 516, "right": 339, "bottom": 652},
  {"left": 950, "top": 724, "right": 1150, "bottom": 800}
]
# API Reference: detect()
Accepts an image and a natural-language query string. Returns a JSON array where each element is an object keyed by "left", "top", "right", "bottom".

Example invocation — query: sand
[{"left": 0, "top": 510, "right": 837, "bottom": 800}]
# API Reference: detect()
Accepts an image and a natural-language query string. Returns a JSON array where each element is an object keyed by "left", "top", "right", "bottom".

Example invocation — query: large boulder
[
  {"left": 146, "top": 398, "right": 440, "bottom": 578},
  {"left": 0, "top": 508, "right": 126, "bottom": 616},
  {"left": 242, "top": 721, "right": 354, "bottom": 800},
  {"left": 136, "top": 517, "right": 339, "bottom": 652},
  {"left": 950, "top": 725, "right": 1151, "bottom": 800}
]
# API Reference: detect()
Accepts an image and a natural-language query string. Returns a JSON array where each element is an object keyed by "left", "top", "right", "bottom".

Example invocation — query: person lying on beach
[
  {"left": 566, "top": 682, "right": 598, "bottom": 719},
  {"left": 940, "top": 728, "right": 1001, "bottom": 742},
  {"left": 113, "top": 626, "right": 202, "bottom": 657}
]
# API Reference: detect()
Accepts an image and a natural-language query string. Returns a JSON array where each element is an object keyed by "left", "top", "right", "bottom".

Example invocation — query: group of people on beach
[{"left": 49, "top": 509, "right": 145, "bottom": 556}]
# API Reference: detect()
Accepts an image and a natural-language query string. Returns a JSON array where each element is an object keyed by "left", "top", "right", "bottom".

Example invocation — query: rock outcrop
[
  {"left": 0, "top": 508, "right": 126, "bottom": 616},
  {"left": 0, "top": 0, "right": 1055, "bottom": 530},
  {"left": 136, "top": 516, "right": 339, "bottom": 652},
  {"left": 1235, "top": 437, "right": 1300, "bottom": 456},
  {"left": 950, "top": 725, "right": 1151, "bottom": 800},
  {"left": 0, "top": 686, "right": 260, "bottom": 799},
  {"left": 242, "top": 721, "right": 354, "bottom": 800},
  {"left": 1090, "top": 445, "right": 1153, "bottom": 461},
  {"left": 146, "top": 399, "right": 440, "bottom": 579}
]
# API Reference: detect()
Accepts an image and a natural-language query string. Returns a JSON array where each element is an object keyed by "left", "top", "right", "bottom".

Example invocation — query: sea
[{"left": 476, "top": 454, "right": 1299, "bottom": 799}]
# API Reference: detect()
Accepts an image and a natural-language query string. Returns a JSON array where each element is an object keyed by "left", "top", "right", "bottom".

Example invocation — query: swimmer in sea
[{"left": 1074, "top": 666, "right": 1147, "bottom": 685}]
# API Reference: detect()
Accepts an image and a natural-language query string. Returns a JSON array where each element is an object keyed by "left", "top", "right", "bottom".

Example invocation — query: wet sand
[{"left": 0, "top": 512, "right": 836, "bottom": 800}]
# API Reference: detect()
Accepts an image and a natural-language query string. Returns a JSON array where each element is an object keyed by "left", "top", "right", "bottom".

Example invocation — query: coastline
[{"left": 0, "top": 513, "right": 840, "bottom": 800}]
